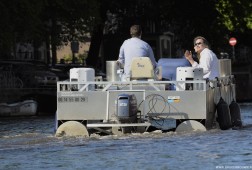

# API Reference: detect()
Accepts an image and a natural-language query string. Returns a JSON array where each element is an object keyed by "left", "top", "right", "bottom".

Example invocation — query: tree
[
  {"left": 41, "top": 0, "right": 99, "bottom": 65},
  {"left": 86, "top": 0, "right": 223, "bottom": 64},
  {"left": 86, "top": 0, "right": 165, "bottom": 68},
  {"left": 216, "top": 0, "right": 252, "bottom": 32},
  {"left": 0, "top": 0, "right": 251, "bottom": 65},
  {"left": 215, "top": 0, "right": 252, "bottom": 48},
  {"left": 0, "top": 0, "right": 45, "bottom": 58},
  {"left": 0, "top": 0, "right": 99, "bottom": 64}
]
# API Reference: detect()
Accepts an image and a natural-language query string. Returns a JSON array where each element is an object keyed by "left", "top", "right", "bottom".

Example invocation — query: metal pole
[
  {"left": 232, "top": 46, "right": 235, "bottom": 61},
  {"left": 72, "top": 51, "right": 75, "bottom": 64}
]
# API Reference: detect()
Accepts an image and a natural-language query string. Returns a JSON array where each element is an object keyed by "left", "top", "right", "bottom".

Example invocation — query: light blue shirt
[{"left": 118, "top": 37, "right": 157, "bottom": 78}]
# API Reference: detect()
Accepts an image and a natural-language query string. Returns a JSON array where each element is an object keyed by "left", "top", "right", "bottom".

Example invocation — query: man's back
[
  {"left": 117, "top": 25, "right": 157, "bottom": 81},
  {"left": 118, "top": 37, "right": 156, "bottom": 78}
]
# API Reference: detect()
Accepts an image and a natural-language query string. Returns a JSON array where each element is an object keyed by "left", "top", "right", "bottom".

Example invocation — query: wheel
[
  {"left": 176, "top": 120, "right": 206, "bottom": 133},
  {"left": 55, "top": 121, "right": 89, "bottom": 137}
]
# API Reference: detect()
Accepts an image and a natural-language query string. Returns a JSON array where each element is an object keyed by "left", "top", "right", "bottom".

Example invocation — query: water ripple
[{"left": 0, "top": 104, "right": 252, "bottom": 169}]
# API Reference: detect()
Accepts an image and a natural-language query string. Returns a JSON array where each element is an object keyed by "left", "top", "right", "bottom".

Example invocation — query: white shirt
[
  {"left": 192, "top": 48, "right": 220, "bottom": 80},
  {"left": 118, "top": 37, "right": 157, "bottom": 78}
]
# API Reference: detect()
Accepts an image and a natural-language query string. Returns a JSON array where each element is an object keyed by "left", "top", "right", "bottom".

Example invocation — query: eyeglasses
[{"left": 194, "top": 42, "right": 202, "bottom": 47}]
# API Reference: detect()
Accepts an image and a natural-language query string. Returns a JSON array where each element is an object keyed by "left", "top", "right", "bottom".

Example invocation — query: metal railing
[{"left": 57, "top": 80, "right": 208, "bottom": 92}]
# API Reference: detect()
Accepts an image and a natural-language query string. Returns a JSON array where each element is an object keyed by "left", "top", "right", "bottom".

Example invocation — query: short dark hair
[
  {"left": 193, "top": 36, "right": 210, "bottom": 48},
  {"left": 130, "top": 25, "right": 142, "bottom": 37}
]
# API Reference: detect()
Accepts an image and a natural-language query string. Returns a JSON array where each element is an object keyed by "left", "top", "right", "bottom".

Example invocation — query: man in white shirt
[
  {"left": 184, "top": 36, "right": 220, "bottom": 80},
  {"left": 117, "top": 25, "right": 157, "bottom": 81}
]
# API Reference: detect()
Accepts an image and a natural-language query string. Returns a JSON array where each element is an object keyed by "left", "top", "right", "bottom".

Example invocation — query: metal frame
[{"left": 56, "top": 77, "right": 235, "bottom": 132}]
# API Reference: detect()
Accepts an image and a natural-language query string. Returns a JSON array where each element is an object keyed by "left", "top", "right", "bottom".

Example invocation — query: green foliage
[
  {"left": 61, "top": 53, "right": 88, "bottom": 64},
  {"left": 216, "top": 0, "right": 252, "bottom": 32},
  {"left": 61, "top": 54, "right": 72, "bottom": 63}
]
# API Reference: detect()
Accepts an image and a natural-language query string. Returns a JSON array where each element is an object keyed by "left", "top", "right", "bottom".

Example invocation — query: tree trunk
[
  {"left": 51, "top": 42, "right": 57, "bottom": 66},
  {"left": 51, "top": 18, "right": 57, "bottom": 66},
  {"left": 46, "top": 37, "right": 51, "bottom": 65},
  {"left": 86, "top": 24, "right": 104, "bottom": 68}
]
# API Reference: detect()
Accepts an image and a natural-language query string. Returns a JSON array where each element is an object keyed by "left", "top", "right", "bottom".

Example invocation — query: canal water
[{"left": 0, "top": 103, "right": 252, "bottom": 170}]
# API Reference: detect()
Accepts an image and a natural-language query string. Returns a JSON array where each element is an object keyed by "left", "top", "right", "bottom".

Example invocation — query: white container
[
  {"left": 70, "top": 68, "right": 95, "bottom": 90},
  {"left": 219, "top": 59, "right": 231, "bottom": 77},
  {"left": 176, "top": 67, "right": 203, "bottom": 91},
  {"left": 106, "top": 61, "right": 121, "bottom": 81}
]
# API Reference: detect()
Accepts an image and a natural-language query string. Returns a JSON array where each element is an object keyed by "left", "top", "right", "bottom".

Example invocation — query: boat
[
  {"left": 0, "top": 99, "right": 38, "bottom": 116},
  {"left": 55, "top": 58, "right": 242, "bottom": 137}
]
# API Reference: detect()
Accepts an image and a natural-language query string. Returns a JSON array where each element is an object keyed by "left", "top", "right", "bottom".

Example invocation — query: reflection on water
[{"left": 0, "top": 103, "right": 252, "bottom": 170}]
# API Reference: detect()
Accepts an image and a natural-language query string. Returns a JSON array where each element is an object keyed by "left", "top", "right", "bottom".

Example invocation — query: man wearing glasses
[{"left": 184, "top": 36, "right": 220, "bottom": 80}]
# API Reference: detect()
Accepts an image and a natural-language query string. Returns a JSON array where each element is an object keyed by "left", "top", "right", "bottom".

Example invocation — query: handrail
[{"left": 57, "top": 80, "right": 209, "bottom": 92}]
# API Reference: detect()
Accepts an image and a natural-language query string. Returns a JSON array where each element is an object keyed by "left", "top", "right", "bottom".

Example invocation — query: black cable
[{"left": 135, "top": 93, "right": 182, "bottom": 129}]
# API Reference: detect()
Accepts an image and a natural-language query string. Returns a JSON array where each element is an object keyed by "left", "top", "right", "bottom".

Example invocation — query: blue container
[{"left": 157, "top": 58, "right": 190, "bottom": 80}]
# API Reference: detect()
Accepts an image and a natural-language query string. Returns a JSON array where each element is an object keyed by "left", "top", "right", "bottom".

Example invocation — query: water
[{"left": 0, "top": 103, "right": 252, "bottom": 170}]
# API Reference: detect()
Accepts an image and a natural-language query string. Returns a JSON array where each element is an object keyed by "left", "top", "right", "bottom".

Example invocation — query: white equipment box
[
  {"left": 70, "top": 68, "right": 95, "bottom": 90},
  {"left": 176, "top": 67, "right": 203, "bottom": 90}
]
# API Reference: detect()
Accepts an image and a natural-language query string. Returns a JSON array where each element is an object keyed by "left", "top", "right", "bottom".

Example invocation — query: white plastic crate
[
  {"left": 70, "top": 68, "right": 95, "bottom": 90},
  {"left": 176, "top": 67, "right": 203, "bottom": 91}
]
